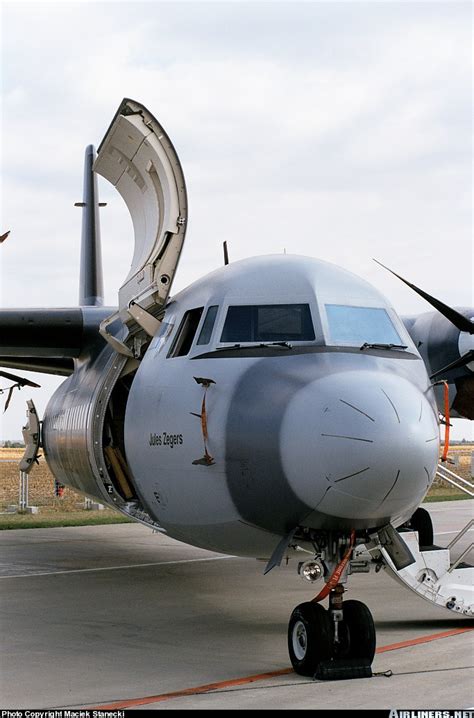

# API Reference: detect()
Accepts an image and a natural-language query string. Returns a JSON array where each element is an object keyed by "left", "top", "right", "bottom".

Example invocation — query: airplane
[{"left": 1, "top": 98, "right": 473, "bottom": 680}]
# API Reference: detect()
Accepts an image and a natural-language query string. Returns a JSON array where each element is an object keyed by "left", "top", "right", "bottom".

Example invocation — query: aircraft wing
[{"left": 0, "top": 307, "right": 111, "bottom": 375}]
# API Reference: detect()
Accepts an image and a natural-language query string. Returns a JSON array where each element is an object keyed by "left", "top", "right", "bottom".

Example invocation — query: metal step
[
  {"left": 436, "top": 463, "right": 474, "bottom": 497},
  {"left": 366, "top": 463, "right": 474, "bottom": 615},
  {"left": 375, "top": 527, "right": 473, "bottom": 616}
]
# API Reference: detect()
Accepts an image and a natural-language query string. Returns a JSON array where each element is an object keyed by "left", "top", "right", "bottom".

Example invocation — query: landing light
[{"left": 298, "top": 559, "right": 324, "bottom": 583}]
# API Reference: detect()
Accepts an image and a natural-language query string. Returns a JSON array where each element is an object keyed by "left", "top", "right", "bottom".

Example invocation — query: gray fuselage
[{"left": 118, "top": 255, "right": 440, "bottom": 556}]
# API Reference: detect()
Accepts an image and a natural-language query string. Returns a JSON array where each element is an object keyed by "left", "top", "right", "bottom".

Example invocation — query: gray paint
[
  {"left": 225, "top": 349, "right": 438, "bottom": 534},
  {"left": 225, "top": 357, "right": 313, "bottom": 534}
]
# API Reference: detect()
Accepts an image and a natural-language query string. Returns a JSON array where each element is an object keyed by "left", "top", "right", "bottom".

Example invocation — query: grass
[
  {"left": 423, "top": 493, "right": 472, "bottom": 502},
  {"left": 0, "top": 509, "right": 134, "bottom": 530},
  {"left": 423, "top": 484, "right": 472, "bottom": 502}
]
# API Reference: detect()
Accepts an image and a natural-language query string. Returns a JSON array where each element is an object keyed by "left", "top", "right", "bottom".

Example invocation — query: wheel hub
[{"left": 292, "top": 620, "right": 308, "bottom": 660}]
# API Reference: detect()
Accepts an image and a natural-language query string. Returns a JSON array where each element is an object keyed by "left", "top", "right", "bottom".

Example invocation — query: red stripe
[
  {"left": 91, "top": 668, "right": 294, "bottom": 709},
  {"left": 441, "top": 381, "right": 450, "bottom": 462},
  {"left": 90, "top": 625, "right": 473, "bottom": 709},
  {"left": 375, "top": 626, "right": 473, "bottom": 653}
]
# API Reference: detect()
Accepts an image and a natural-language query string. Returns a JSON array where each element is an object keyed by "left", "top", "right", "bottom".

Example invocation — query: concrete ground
[{"left": 0, "top": 501, "right": 472, "bottom": 710}]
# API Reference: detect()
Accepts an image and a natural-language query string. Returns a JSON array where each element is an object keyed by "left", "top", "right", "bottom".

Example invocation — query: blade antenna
[{"left": 223, "top": 241, "right": 229, "bottom": 266}]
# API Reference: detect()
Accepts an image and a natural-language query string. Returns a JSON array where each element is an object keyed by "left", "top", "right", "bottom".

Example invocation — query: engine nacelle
[
  {"left": 405, "top": 310, "right": 474, "bottom": 419},
  {"left": 41, "top": 346, "right": 160, "bottom": 528}
]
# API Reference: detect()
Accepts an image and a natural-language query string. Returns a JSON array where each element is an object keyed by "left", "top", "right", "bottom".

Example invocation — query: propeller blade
[
  {"left": 373, "top": 259, "right": 474, "bottom": 335},
  {"left": 3, "top": 385, "right": 15, "bottom": 413},
  {"left": 430, "top": 349, "right": 474, "bottom": 380},
  {"left": 0, "top": 370, "right": 41, "bottom": 388}
]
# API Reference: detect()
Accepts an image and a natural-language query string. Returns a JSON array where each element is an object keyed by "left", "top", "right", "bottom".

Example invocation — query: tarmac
[{"left": 0, "top": 500, "right": 473, "bottom": 710}]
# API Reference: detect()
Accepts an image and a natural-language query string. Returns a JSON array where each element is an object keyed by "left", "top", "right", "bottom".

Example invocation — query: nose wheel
[
  {"left": 288, "top": 592, "right": 376, "bottom": 678},
  {"left": 288, "top": 602, "right": 332, "bottom": 676},
  {"left": 402, "top": 507, "right": 434, "bottom": 548},
  {"left": 334, "top": 599, "right": 376, "bottom": 662}
]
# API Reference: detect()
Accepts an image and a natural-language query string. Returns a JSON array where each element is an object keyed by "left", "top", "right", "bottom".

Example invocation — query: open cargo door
[{"left": 94, "top": 98, "right": 187, "bottom": 352}]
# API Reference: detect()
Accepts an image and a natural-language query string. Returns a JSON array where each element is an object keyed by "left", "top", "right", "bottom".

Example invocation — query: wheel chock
[{"left": 314, "top": 658, "right": 372, "bottom": 681}]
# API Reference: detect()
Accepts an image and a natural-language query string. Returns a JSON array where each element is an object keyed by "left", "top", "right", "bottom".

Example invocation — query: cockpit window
[
  {"left": 168, "top": 307, "right": 204, "bottom": 357},
  {"left": 196, "top": 305, "right": 218, "bottom": 345},
  {"left": 221, "top": 304, "right": 315, "bottom": 343},
  {"left": 325, "top": 304, "right": 402, "bottom": 346},
  {"left": 151, "top": 320, "right": 174, "bottom": 355}
]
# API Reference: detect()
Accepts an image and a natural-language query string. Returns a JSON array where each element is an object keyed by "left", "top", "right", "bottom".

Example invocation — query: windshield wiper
[
  {"left": 263, "top": 341, "right": 293, "bottom": 349},
  {"left": 214, "top": 341, "right": 293, "bottom": 352},
  {"left": 360, "top": 342, "right": 408, "bottom": 351}
]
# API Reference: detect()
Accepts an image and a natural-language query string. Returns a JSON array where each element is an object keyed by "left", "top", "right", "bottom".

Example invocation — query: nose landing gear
[
  {"left": 288, "top": 583, "right": 376, "bottom": 678},
  {"left": 287, "top": 527, "right": 376, "bottom": 679}
]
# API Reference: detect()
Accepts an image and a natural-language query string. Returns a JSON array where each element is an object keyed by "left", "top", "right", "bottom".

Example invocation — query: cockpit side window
[
  {"left": 221, "top": 304, "right": 315, "bottom": 343},
  {"left": 168, "top": 307, "right": 204, "bottom": 357},
  {"left": 151, "top": 320, "right": 174, "bottom": 355},
  {"left": 325, "top": 304, "right": 402, "bottom": 346},
  {"left": 196, "top": 305, "right": 219, "bottom": 345}
]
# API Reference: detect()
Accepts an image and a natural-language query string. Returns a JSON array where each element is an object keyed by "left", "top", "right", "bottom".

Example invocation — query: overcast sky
[{"left": 0, "top": 0, "right": 472, "bottom": 440}]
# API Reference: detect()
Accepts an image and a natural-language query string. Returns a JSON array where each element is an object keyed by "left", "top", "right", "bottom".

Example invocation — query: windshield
[
  {"left": 325, "top": 304, "right": 402, "bottom": 346},
  {"left": 221, "top": 304, "right": 315, "bottom": 343}
]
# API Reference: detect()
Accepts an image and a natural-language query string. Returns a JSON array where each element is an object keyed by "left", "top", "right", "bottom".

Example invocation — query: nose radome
[{"left": 280, "top": 371, "right": 440, "bottom": 523}]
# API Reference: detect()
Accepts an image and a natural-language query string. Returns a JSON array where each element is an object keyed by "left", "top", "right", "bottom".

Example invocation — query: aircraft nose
[{"left": 280, "top": 371, "right": 440, "bottom": 524}]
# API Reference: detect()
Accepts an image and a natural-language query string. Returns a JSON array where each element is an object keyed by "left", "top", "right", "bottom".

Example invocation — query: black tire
[
  {"left": 288, "top": 601, "right": 333, "bottom": 676},
  {"left": 341, "top": 599, "right": 376, "bottom": 663},
  {"left": 410, "top": 507, "right": 434, "bottom": 547}
]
